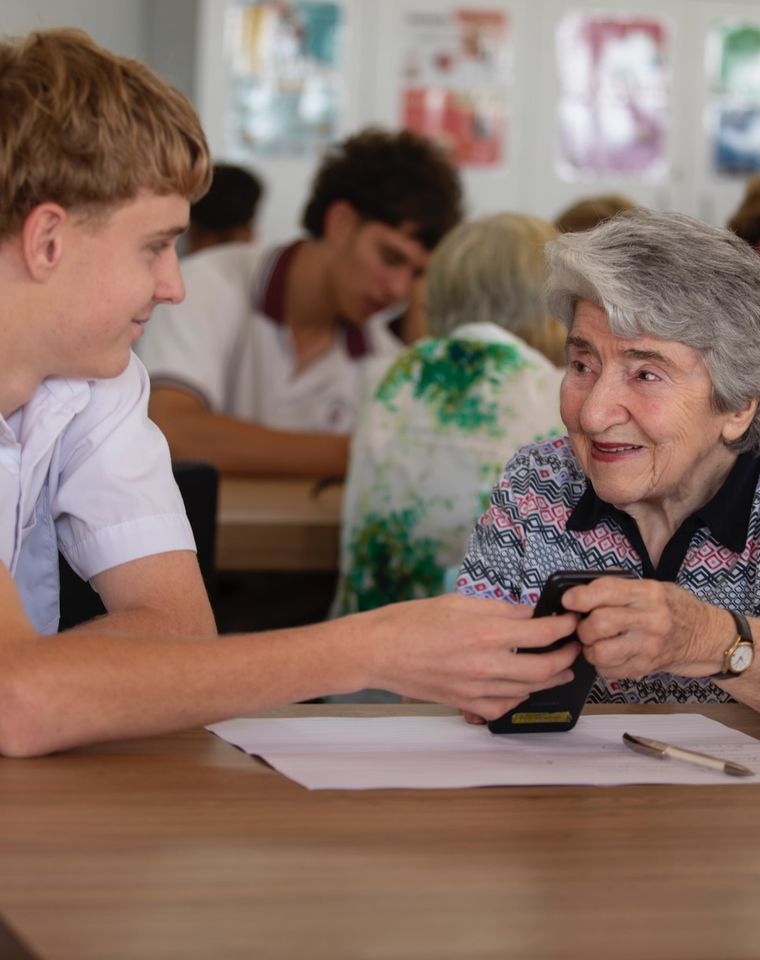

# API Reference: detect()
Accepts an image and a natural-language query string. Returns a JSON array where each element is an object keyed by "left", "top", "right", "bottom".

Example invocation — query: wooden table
[
  {"left": 215, "top": 477, "right": 343, "bottom": 572},
  {"left": 2, "top": 703, "right": 760, "bottom": 960}
]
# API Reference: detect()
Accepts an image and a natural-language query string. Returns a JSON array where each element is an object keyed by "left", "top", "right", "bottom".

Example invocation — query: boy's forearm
[
  {"left": 156, "top": 406, "right": 348, "bottom": 477},
  {"left": 0, "top": 617, "right": 368, "bottom": 758}
]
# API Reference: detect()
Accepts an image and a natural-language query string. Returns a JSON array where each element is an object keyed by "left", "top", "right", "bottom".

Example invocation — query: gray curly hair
[{"left": 546, "top": 207, "right": 760, "bottom": 453}]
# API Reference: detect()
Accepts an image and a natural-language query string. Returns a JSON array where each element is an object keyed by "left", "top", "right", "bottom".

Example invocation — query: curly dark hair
[
  {"left": 301, "top": 127, "right": 463, "bottom": 249},
  {"left": 191, "top": 163, "right": 263, "bottom": 230},
  {"left": 728, "top": 176, "right": 760, "bottom": 249}
]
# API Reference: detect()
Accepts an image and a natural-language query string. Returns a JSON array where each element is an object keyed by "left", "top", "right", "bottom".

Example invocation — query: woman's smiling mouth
[{"left": 591, "top": 440, "right": 643, "bottom": 461}]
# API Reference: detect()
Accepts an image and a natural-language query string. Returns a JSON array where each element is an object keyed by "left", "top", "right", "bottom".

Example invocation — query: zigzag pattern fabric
[{"left": 456, "top": 436, "right": 760, "bottom": 704}]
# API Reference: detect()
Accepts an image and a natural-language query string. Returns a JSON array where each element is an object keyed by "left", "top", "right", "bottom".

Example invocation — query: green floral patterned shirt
[{"left": 333, "top": 323, "right": 565, "bottom": 615}]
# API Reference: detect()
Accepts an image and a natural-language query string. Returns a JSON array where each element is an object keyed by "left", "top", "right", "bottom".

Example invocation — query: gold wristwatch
[{"left": 712, "top": 610, "right": 755, "bottom": 680}]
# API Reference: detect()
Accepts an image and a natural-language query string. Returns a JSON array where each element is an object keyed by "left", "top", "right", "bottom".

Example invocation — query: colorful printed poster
[
  {"left": 707, "top": 23, "right": 760, "bottom": 176},
  {"left": 556, "top": 13, "right": 670, "bottom": 180},
  {"left": 226, "top": 0, "right": 343, "bottom": 157},
  {"left": 400, "top": 7, "right": 511, "bottom": 167}
]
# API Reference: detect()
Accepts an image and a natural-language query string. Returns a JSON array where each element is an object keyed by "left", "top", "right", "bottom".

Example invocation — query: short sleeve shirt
[
  {"left": 137, "top": 241, "right": 403, "bottom": 434},
  {"left": 0, "top": 354, "right": 194, "bottom": 634},
  {"left": 457, "top": 435, "right": 760, "bottom": 704}
]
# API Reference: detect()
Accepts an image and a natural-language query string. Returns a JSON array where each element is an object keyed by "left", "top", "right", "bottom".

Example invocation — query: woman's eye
[{"left": 569, "top": 359, "right": 590, "bottom": 374}]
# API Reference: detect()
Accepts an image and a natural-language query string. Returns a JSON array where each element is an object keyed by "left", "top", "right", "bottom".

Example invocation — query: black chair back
[{"left": 58, "top": 460, "right": 218, "bottom": 630}]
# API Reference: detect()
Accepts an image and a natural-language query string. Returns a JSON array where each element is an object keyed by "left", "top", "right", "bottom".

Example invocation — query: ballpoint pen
[{"left": 622, "top": 732, "right": 754, "bottom": 778}]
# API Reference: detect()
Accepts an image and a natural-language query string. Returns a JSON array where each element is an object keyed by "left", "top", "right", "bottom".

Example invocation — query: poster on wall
[
  {"left": 706, "top": 22, "right": 760, "bottom": 176},
  {"left": 555, "top": 12, "right": 670, "bottom": 180},
  {"left": 400, "top": 7, "right": 511, "bottom": 167},
  {"left": 225, "top": 0, "right": 343, "bottom": 157}
]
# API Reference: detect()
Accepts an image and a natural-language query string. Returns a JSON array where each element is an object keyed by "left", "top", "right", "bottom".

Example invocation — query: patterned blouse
[
  {"left": 458, "top": 435, "right": 760, "bottom": 704},
  {"left": 333, "top": 323, "right": 565, "bottom": 616}
]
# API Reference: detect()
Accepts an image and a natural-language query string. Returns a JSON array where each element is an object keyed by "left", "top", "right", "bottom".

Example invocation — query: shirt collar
[
  {"left": 254, "top": 241, "right": 371, "bottom": 359},
  {"left": 567, "top": 450, "right": 760, "bottom": 554}
]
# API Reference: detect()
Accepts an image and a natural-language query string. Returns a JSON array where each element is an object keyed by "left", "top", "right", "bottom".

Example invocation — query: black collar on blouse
[{"left": 566, "top": 450, "right": 760, "bottom": 580}]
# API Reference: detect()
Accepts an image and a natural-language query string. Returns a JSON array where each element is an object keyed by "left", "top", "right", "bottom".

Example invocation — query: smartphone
[{"left": 487, "top": 569, "right": 637, "bottom": 734}]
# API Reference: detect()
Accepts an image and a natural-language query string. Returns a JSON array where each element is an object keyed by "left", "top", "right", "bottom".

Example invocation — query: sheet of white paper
[{"left": 207, "top": 713, "right": 760, "bottom": 790}]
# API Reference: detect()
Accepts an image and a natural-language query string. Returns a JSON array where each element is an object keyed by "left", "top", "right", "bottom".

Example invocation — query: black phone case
[{"left": 487, "top": 569, "right": 637, "bottom": 734}]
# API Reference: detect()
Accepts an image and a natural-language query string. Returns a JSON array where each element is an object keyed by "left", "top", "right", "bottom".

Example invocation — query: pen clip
[{"left": 622, "top": 732, "right": 665, "bottom": 759}]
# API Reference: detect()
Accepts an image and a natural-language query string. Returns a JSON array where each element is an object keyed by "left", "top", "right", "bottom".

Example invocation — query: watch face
[{"left": 730, "top": 643, "right": 754, "bottom": 673}]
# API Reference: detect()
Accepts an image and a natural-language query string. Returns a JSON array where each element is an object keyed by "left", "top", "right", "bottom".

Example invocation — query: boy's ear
[
  {"left": 323, "top": 200, "right": 360, "bottom": 242},
  {"left": 21, "top": 203, "right": 67, "bottom": 280}
]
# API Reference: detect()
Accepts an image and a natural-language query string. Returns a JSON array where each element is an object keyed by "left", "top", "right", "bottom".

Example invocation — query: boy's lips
[{"left": 131, "top": 317, "right": 150, "bottom": 337}]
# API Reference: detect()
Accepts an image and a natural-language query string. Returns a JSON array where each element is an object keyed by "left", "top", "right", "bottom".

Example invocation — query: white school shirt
[
  {"left": 0, "top": 354, "right": 195, "bottom": 634},
  {"left": 137, "top": 241, "right": 402, "bottom": 433}
]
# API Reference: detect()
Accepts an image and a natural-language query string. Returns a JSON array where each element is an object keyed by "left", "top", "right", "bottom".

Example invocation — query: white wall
[
  {"left": 3, "top": 0, "right": 759, "bottom": 244},
  {"left": 0, "top": 0, "right": 146, "bottom": 58},
  {"left": 193, "top": 0, "right": 760, "bottom": 243}
]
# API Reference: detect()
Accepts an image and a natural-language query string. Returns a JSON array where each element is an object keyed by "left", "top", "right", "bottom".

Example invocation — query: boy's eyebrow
[
  {"left": 379, "top": 239, "right": 410, "bottom": 260},
  {"left": 378, "top": 238, "right": 428, "bottom": 277},
  {"left": 144, "top": 223, "right": 189, "bottom": 241}
]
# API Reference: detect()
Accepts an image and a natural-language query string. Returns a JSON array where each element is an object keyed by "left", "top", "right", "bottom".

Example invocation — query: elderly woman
[
  {"left": 333, "top": 212, "right": 565, "bottom": 617},
  {"left": 459, "top": 208, "right": 760, "bottom": 708}
]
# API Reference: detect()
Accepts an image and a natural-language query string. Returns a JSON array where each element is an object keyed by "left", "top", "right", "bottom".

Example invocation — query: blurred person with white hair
[{"left": 334, "top": 212, "right": 565, "bottom": 617}]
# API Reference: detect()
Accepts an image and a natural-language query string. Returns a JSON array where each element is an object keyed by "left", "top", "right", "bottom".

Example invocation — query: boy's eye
[
  {"left": 380, "top": 246, "right": 404, "bottom": 267},
  {"left": 149, "top": 241, "right": 171, "bottom": 255}
]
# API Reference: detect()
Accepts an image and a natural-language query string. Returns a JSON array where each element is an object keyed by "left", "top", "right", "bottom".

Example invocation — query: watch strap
[{"left": 711, "top": 610, "right": 754, "bottom": 680}]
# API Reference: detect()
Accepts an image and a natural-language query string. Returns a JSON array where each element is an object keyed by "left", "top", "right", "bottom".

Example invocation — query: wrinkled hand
[
  {"left": 361, "top": 593, "right": 580, "bottom": 721},
  {"left": 560, "top": 576, "right": 729, "bottom": 680}
]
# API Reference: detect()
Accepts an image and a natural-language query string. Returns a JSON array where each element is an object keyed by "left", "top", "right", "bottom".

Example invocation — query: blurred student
[
  {"left": 554, "top": 193, "right": 635, "bottom": 233},
  {"left": 727, "top": 175, "right": 760, "bottom": 253},
  {"left": 187, "top": 163, "right": 263, "bottom": 254},
  {"left": 333, "top": 213, "right": 566, "bottom": 616},
  {"left": 0, "top": 28, "right": 580, "bottom": 757},
  {"left": 138, "top": 129, "right": 463, "bottom": 478}
]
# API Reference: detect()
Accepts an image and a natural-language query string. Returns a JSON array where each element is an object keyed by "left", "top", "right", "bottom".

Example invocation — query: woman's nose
[{"left": 579, "top": 375, "right": 629, "bottom": 433}]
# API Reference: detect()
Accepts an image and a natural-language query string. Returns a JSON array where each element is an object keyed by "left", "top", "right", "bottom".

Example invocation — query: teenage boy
[
  {"left": 138, "top": 128, "right": 463, "bottom": 477},
  {"left": 0, "top": 28, "right": 579, "bottom": 757}
]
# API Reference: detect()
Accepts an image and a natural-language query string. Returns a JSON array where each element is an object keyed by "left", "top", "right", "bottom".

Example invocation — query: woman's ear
[
  {"left": 21, "top": 203, "right": 67, "bottom": 281},
  {"left": 722, "top": 397, "right": 760, "bottom": 443}
]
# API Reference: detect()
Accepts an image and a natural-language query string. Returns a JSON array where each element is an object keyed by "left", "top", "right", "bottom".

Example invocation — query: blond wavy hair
[{"left": 0, "top": 28, "right": 211, "bottom": 240}]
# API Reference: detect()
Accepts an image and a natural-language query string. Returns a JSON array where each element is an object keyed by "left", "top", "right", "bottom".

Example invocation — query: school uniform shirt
[
  {"left": 332, "top": 323, "right": 565, "bottom": 615},
  {"left": 137, "top": 241, "right": 403, "bottom": 433},
  {"left": 0, "top": 354, "right": 195, "bottom": 634},
  {"left": 456, "top": 435, "right": 760, "bottom": 704}
]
